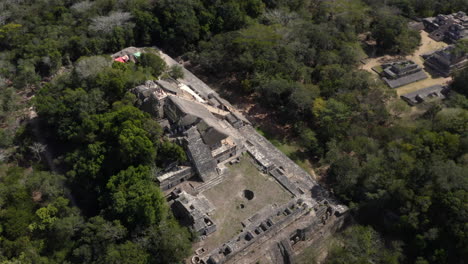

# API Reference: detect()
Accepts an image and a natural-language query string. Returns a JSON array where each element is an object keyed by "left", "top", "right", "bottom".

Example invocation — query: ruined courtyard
[{"left": 197, "top": 156, "right": 293, "bottom": 252}]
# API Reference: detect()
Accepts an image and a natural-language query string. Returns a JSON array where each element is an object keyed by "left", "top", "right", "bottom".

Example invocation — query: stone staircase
[{"left": 195, "top": 174, "right": 227, "bottom": 193}]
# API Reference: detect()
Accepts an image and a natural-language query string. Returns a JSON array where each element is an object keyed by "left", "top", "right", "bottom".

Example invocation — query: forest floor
[{"left": 360, "top": 31, "right": 452, "bottom": 96}]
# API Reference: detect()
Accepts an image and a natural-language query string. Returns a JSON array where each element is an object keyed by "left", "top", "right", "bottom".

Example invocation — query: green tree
[
  {"left": 452, "top": 67, "right": 468, "bottom": 96},
  {"left": 298, "top": 127, "right": 320, "bottom": 154},
  {"left": 105, "top": 166, "right": 166, "bottom": 229},
  {"left": 327, "top": 153, "right": 361, "bottom": 201},
  {"left": 72, "top": 216, "right": 127, "bottom": 263},
  {"left": 157, "top": 141, "right": 187, "bottom": 167},
  {"left": 168, "top": 64, "right": 184, "bottom": 79},
  {"left": 138, "top": 53, "right": 167, "bottom": 77},
  {"left": 144, "top": 218, "right": 192, "bottom": 264},
  {"left": 14, "top": 60, "right": 40, "bottom": 89},
  {"left": 371, "top": 8, "right": 420, "bottom": 54},
  {"left": 152, "top": 0, "right": 203, "bottom": 52},
  {"left": 313, "top": 98, "right": 352, "bottom": 140},
  {"left": 103, "top": 241, "right": 149, "bottom": 264},
  {"left": 327, "top": 225, "right": 401, "bottom": 264},
  {"left": 255, "top": 77, "right": 297, "bottom": 108}
]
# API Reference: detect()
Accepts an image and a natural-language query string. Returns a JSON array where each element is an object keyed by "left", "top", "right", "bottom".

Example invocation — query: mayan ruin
[
  {"left": 400, "top": 85, "right": 448, "bottom": 105},
  {"left": 423, "top": 11, "right": 468, "bottom": 43},
  {"left": 112, "top": 47, "right": 349, "bottom": 264},
  {"left": 422, "top": 45, "right": 468, "bottom": 77},
  {"left": 363, "top": 11, "right": 468, "bottom": 107},
  {"left": 378, "top": 60, "right": 428, "bottom": 88}
]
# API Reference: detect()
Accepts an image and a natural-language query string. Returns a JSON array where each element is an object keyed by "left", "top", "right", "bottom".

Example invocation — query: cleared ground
[
  {"left": 361, "top": 31, "right": 451, "bottom": 96},
  {"left": 197, "top": 156, "right": 293, "bottom": 251},
  {"left": 394, "top": 74, "right": 451, "bottom": 96}
]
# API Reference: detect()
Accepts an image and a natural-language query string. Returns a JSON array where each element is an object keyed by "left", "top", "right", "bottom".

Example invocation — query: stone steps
[{"left": 195, "top": 174, "right": 226, "bottom": 193}]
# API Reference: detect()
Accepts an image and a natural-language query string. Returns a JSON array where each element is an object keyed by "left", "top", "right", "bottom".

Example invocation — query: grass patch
[
  {"left": 257, "top": 126, "right": 316, "bottom": 175},
  {"left": 276, "top": 142, "right": 300, "bottom": 157},
  {"left": 372, "top": 65, "right": 384, "bottom": 74},
  {"left": 200, "top": 157, "right": 292, "bottom": 250}
]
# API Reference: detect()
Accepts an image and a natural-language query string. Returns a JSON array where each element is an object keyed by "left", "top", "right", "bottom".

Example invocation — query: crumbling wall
[
  {"left": 132, "top": 80, "right": 166, "bottom": 118},
  {"left": 202, "top": 199, "right": 310, "bottom": 264},
  {"left": 157, "top": 166, "right": 194, "bottom": 191},
  {"left": 212, "top": 145, "right": 237, "bottom": 164}
]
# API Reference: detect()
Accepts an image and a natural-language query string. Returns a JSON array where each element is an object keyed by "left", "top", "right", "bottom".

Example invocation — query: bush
[
  {"left": 139, "top": 53, "right": 167, "bottom": 77},
  {"left": 168, "top": 65, "right": 184, "bottom": 79}
]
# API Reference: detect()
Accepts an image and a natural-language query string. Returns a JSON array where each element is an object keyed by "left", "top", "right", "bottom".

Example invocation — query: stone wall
[
  {"left": 157, "top": 166, "right": 194, "bottom": 191},
  {"left": 212, "top": 145, "right": 237, "bottom": 164}
]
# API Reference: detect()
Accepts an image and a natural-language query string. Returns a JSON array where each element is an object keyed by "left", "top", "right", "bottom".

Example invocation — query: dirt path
[
  {"left": 395, "top": 75, "right": 451, "bottom": 95},
  {"left": 360, "top": 31, "right": 451, "bottom": 96},
  {"left": 409, "top": 31, "right": 448, "bottom": 66}
]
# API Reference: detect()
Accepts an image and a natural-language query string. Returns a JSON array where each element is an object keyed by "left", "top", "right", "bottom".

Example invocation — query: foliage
[
  {"left": 326, "top": 226, "right": 402, "bottom": 264},
  {"left": 168, "top": 64, "right": 185, "bottom": 79},
  {"left": 105, "top": 166, "right": 166, "bottom": 229},
  {"left": 376, "top": 0, "right": 468, "bottom": 17},
  {"left": 0, "top": 166, "right": 81, "bottom": 263},
  {"left": 452, "top": 67, "right": 468, "bottom": 96},
  {"left": 371, "top": 8, "right": 421, "bottom": 54},
  {"left": 89, "top": 12, "right": 133, "bottom": 35},
  {"left": 138, "top": 53, "right": 167, "bottom": 77}
]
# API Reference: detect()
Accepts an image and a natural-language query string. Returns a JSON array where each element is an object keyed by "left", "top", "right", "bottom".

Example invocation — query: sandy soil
[
  {"left": 360, "top": 31, "right": 452, "bottom": 96},
  {"left": 395, "top": 75, "right": 451, "bottom": 95},
  {"left": 410, "top": 31, "right": 448, "bottom": 65}
]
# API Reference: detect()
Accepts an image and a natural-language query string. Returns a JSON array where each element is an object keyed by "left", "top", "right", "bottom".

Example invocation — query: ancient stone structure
[
  {"left": 156, "top": 79, "right": 181, "bottom": 95},
  {"left": 171, "top": 189, "right": 217, "bottom": 236},
  {"left": 133, "top": 80, "right": 167, "bottom": 118},
  {"left": 122, "top": 47, "right": 348, "bottom": 264},
  {"left": 165, "top": 96, "right": 228, "bottom": 150},
  {"left": 157, "top": 166, "right": 194, "bottom": 191},
  {"left": 423, "top": 11, "right": 468, "bottom": 43},
  {"left": 400, "top": 85, "right": 448, "bottom": 105},
  {"left": 422, "top": 45, "right": 468, "bottom": 77},
  {"left": 183, "top": 127, "right": 219, "bottom": 181},
  {"left": 379, "top": 60, "right": 428, "bottom": 88}
]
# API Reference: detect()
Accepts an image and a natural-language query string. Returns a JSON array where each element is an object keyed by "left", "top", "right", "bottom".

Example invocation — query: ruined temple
[
  {"left": 422, "top": 45, "right": 468, "bottom": 77},
  {"left": 379, "top": 60, "right": 428, "bottom": 88},
  {"left": 400, "top": 85, "right": 448, "bottom": 105},
  {"left": 423, "top": 11, "right": 468, "bottom": 43},
  {"left": 171, "top": 189, "right": 217, "bottom": 236}
]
